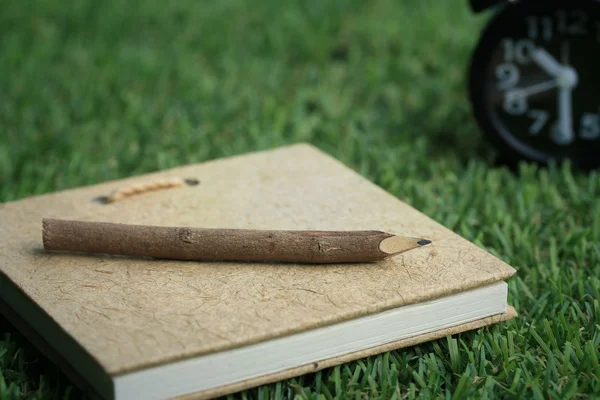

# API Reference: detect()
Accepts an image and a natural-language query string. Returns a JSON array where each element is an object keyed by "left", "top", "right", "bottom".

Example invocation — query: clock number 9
[{"left": 495, "top": 63, "right": 520, "bottom": 90}]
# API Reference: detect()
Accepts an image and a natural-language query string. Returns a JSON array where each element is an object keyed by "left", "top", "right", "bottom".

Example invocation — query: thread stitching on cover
[{"left": 95, "top": 178, "right": 200, "bottom": 204}]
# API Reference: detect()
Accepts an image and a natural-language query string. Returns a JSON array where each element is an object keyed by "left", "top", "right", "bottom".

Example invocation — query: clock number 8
[{"left": 504, "top": 90, "right": 528, "bottom": 116}]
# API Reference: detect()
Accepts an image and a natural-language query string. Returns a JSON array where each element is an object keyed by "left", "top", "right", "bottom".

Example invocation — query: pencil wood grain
[{"left": 42, "top": 219, "right": 428, "bottom": 263}]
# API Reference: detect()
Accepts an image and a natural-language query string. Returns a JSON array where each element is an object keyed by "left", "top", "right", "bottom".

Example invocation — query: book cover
[{"left": 0, "top": 143, "right": 516, "bottom": 399}]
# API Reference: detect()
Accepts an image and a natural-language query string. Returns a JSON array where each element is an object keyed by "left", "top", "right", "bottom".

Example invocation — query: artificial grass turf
[{"left": 0, "top": 0, "right": 599, "bottom": 398}]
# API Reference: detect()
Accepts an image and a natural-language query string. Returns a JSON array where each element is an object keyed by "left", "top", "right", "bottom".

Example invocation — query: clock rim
[{"left": 468, "top": 0, "right": 600, "bottom": 170}]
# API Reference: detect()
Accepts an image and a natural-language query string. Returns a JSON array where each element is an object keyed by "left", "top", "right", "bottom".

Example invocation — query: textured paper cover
[{"left": 0, "top": 143, "right": 516, "bottom": 377}]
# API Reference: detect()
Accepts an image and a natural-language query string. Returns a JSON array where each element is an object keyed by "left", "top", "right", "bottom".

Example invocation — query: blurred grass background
[{"left": 1, "top": 0, "right": 599, "bottom": 399}]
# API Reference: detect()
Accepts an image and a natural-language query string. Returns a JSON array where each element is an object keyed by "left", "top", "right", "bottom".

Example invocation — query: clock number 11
[
  {"left": 527, "top": 16, "right": 553, "bottom": 40},
  {"left": 527, "top": 10, "right": 588, "bottom": 40}
]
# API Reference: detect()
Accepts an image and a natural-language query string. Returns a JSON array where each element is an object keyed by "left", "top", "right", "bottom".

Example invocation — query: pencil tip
[
  {"left": 184, "top": 178, "right": 201, "bottom": 186},
  {"left": 379, "top": 236, "right": 433, "bottom": 255}
]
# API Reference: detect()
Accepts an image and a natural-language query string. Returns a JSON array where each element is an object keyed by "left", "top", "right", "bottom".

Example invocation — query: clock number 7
[{"left": 528, "top": 110, "right": 550, "bottom": 135}]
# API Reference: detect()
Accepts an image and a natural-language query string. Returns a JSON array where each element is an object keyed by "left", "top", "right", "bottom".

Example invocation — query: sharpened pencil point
[{"left": 378, "top": 235, "right": 431, "bottom": 256}]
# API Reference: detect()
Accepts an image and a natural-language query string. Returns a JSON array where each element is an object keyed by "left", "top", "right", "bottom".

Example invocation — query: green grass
[{"left": 1, "top": 0, "right": 599, "bottom": 398}]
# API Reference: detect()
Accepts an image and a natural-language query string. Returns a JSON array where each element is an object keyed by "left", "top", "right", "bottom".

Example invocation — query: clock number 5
[{"left": 581, "top": 113, "right": 600, "bottom": 140}]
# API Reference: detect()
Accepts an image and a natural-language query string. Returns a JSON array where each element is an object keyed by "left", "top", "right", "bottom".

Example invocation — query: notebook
[{"left": 0, "top": 143, "right": 516, "bottom": 400}]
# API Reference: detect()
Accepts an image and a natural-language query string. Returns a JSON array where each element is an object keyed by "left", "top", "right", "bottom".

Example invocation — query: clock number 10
[{"left": 502, "top": 39, "right": 535, "bottom": 64}]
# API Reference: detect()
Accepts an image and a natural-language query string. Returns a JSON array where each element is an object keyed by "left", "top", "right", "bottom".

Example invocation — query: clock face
[{"left": 469, "top": 0, "right": 600, "bottom": 168}]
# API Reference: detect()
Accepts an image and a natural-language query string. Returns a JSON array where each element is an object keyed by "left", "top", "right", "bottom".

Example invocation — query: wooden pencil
[{"left": 42, "top": 218, "right": 431, "bottom": 264}]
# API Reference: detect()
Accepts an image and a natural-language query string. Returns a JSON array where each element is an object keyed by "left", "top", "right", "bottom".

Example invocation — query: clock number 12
[
  {"left": 557, "top": 10, "right": 588, "bottom": 35},
  {"left": 527, "top": 10, "right": 588, "bottom": 40}
]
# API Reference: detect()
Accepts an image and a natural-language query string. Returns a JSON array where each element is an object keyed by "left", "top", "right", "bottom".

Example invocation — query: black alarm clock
[{"left": 468, "top": 0, "right": 600, "bottom": 169}]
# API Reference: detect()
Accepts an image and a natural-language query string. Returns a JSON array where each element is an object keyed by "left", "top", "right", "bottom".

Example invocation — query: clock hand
[
  {"left": 532, "top": 48, "right": 564, "bottom": 78},
  {"left": 517, "top": 80, "right": 558, "bottom": 97},
  {"left": 531, "top": 47, "right": 579, "bottom": 145},
  {"left": 533, "top": 48, "right": 578, "bottom": 88},
  {"left": 554, "top": 66, "right": 578, "bottom": 145},
  {"left": 505, "top": 81, "right": 557, "bottom": 110},
  {"left": 556, "top": 86, "right": 575, "bottom": 145}
]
